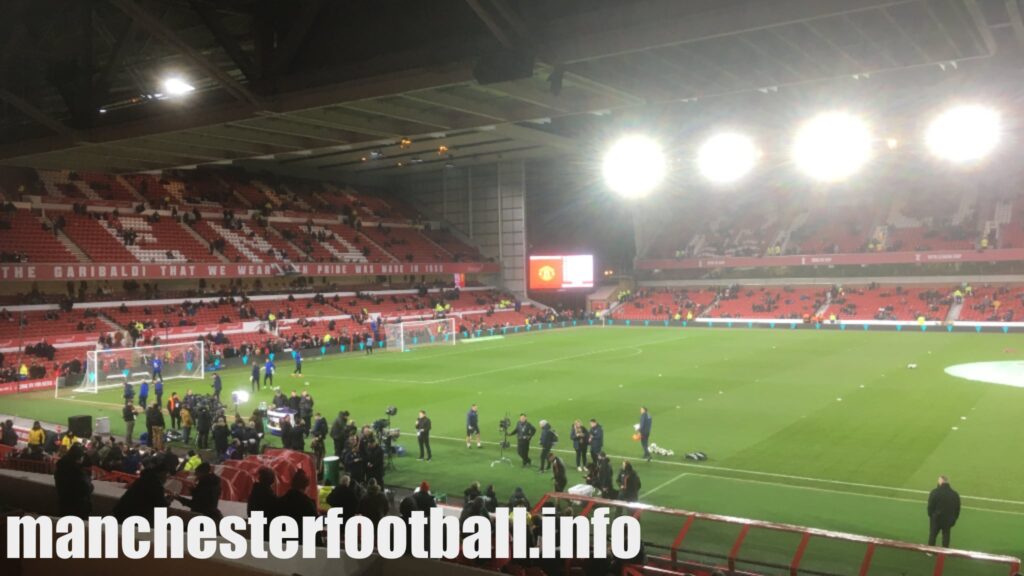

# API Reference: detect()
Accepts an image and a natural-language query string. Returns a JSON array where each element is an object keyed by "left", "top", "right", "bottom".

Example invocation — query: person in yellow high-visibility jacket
[{"left": 19, "top": 364, "right": 29, "bottom": 380}]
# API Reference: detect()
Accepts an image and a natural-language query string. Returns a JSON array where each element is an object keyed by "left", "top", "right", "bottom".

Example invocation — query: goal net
[
  {"left": 384, "top": 318, "right": 457, "bottom": 352},
  {"left": 72, "top": 340, "right": 205, "bottom": 395}
]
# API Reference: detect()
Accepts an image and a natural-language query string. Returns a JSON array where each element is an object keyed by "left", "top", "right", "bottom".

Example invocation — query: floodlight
[
  {"left": 926, "top": 105, "right": 1000, "bottom": 164},
  {"left": 601, "top": 135, "right": 667, "bottom": 199},
  {"left": 162, "top": 77, "right": 195, "bottom": 97},
  {"left": 697, "top": 132, "right": 759, "bottom": 184},
  {"left": 792, "top": 112, "right": 872, "bottom": 182}
]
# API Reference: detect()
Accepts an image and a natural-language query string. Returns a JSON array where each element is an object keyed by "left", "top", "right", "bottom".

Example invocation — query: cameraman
[
  {"left": 513, "top": 413, "right": 536, "bottom": 467},
  {"left": 466, "top": 404, "right": 481, "bottom": 448},
  {"left": 416, "top": 410, "right": 432, "bottom": 461}
]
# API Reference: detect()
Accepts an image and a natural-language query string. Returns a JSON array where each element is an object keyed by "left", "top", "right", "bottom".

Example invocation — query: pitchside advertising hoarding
[{"left": 529, "top": 254, "right": 594, "bottom": 290}]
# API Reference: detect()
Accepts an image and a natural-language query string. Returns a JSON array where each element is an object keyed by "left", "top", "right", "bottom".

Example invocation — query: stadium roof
[{"left": 0, "top": 0, "right": 1018, "bottom": 179}]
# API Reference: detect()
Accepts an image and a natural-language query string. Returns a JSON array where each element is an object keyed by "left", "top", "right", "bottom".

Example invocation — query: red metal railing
[{"left": 534, "top": 492, "right": 1022, "bottom": 576}]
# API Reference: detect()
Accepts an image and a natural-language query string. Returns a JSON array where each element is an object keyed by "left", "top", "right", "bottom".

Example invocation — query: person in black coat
[
  {"left": 927, "top": 475, "right": 961, "bottom": 548},
  {"left": 589, "top": 419, "right": 604, "bottom": 464},
  {"left": 617, "top": 460, "right": 641, "bottom": 502},
  {"left": 329, "top": 411, "right": 349, "bottom": 457},
  {"left": 365, "top": 438, "right": 385, "bottom": 487},
  {"left": 1, "top": 419, "right": 17, "bottom": 446},
  {"left": 638, "top": 406, "right": 653, "bottom": 462},
  {"left": 276, "top": 469, "right": 317, "bottom": 522},
  {"left": 538, "top": 420, "right": 557, "bottom": 472},
  {"left": 326, "top": 475, "right": 359, "bottom": 521},
  {"left": 196, "top": 407, "right": 212, "bottom": 449},
  {"left": 113, "top": 455, "right": 173, "bottom": 522},
  {"left": 248, "top": 467, "right": 278, "bottom": 518},
  {"left": 415, "top": 410, "right": 432, "bottom": 461},
  {"left": 513, "top": 413, "right": 536, "bottom": 467},
  {"left": 549, "top": 453, "right": 568, "bottom": 493},
  {"left": 212, "top": 417, "right": 230, "bottom": 459},
  {"left": 358, "top": 479, "right": 390, "bottom": 525},
  {"left": 179, "top": 463, "right": 222, "bottom": 520},
  {"left": 54, "top": 444, "right": 93, "bottom": 518}
]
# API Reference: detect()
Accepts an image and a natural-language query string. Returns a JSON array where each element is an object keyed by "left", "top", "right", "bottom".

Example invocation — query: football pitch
[{"left": 5, "top": 326, "right": 1024, "bottom": 559}]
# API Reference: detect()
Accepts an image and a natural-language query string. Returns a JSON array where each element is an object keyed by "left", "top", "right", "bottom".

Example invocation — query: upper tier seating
[
  {"left": 361, "top": 225, "right": 450, "bottom": 263},
  {"left": 273, "top": 222, "right": 367, "bottom": 263},
  {"left": 0, "top": 209, "right": 78, "bottom": 263}
]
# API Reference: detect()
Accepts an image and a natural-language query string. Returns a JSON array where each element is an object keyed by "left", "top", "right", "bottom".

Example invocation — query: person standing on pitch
[
  {"left": 211, "top": 372, "right": 222, "bottom": 403},
  {"left": 293, "top": 350, "right": 303, "bottom": 377},
  {"left": 466, "top": 404, "right": 481, "bottom": 448},
  {"left": 513, "top": 413, "right": 537, "bottom": 467},
  {"left": 549, "top": 452, "right": 567, "bottom": 493},
  {"left": 589, "top": 418, "right": 604, "bottom": 465},
  {"left": 538, "top": 420, "right": 557, "bottom": 472},
  {"left": 122, "top": 379, "right": 134, "bottom": 406},
  {"left": 570, "top": 419, "right": 590, "bottom": 472},
  {"left": 263, "top": 357, "right": 275, "bottom": 388},
  {"left": 123, "top": 401, "right": 137, "bottom": 445},
  {"left": 250, "top": 362, "right": 260, "bottom": 392},
  {"left": 416, "top": 410, "right": 432, "bottom": 461},
  {"left": 639, "top": 406, "right": 653, "bottom": 462},
  {"left": 927, "top": 475, "right": 961, "bottom": 548},
  {"left": 138, "top": 379, "right": 149, "bottom": 409},
  {"left": 151, "top": 355, "right": 163, "bottom": 380},
  {"left": 154, "top": 378, "right": 164, "bottom": 410}
]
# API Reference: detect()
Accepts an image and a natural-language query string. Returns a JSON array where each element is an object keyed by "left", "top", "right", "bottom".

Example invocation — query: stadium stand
[
  {"left": 709, "top": 286, "right": 826, "bottom": 319},
  {"left": 0, "top": 209, "right": 79, "bottom": 263},
  {"left": 827, "top": 285, "right": 953, "bottom": 321}
]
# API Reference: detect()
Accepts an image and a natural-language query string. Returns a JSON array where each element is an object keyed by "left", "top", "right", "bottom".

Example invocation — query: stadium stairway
[{"left": 181, "top": 220, "right": 231, "bottom": 264}]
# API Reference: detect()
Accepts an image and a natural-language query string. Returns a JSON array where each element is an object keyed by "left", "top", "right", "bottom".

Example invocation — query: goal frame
[
  {"left": 71, "top": 340, "right": 205, "bottom": 396},
  {"left": 384, "top": 317, "right": 457, "bottom": 352}
]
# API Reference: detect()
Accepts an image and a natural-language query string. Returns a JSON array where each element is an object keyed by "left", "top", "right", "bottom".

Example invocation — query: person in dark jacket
[
  {"left": 311, "top": 412, "right": 328, "bottom": 440},
  {"left": 513, "top": 413, "right": 536, "bottom": 467},
  {"left": 196, "top": 406, "right": 212, "bottom": 449},
  {"left": 54, "top": 444, "right": 93, "bottom": 518},
  {"left": 122, "top": 380, "right": 134, "bottom": 405},
  {"left": 412, "top": 481, "right": 437, "bottom": 511},
  {"left": 415, "top": 410, "right": 432, "bottom": 461},
  {"left": 589, "top": 419, "right": 604, "bottom": 464},
  {"left": 145, "top": 404, "right": 165, "bottom": 450},
  {"left": 154, "top": 378, "right": 164, "bottom": 410},
  {"left": 483, "top": 484, "right": 498, "bottom": 513},
  {"left": 538, "top": 420, "right": 557, "bottom": 472},
  {"left": 123, "top": 402, "right": 137, "bottom": 445},
  {"left": 276, "top": 469, "right": 317, "bottom": 522},
  {"left": 357, "top": 479, "right": 389, "bottom": 524},
  {"left": 507, "top": 486, "right": 530, "bottom": 509},
  {"left": 638, "top": 406, "right": 653, "bottom": 462},
  {"left": 329, "top": 411, "right": 348, "bottom": 457},
  {"left": 212, "top": 416, "right": 230, "bottom": 459},
  {"left": 927, "top": 475, "right": 961, "bottom": 548},
  {"left": 326, "top": 475, "right": 359, "bottom": 521},
  {"left": 113, "top": 454, "right": 173, "bottom": 522},
  {"left": 617, "top": 460, "right": 641, "bottom": 502},
  {"left": 211, "top": 373, "right": 222, "bottom": 402},
  {"left": 464, "top": 481, "right": 482, "bottom": 503},
  {"left": 570, "top": 419, "right": 590, "bottom": 472},
  {"left": 248, "top": 466, "right": 278, "bottom": 518},
  {"left": 549, "top": 452, "right": 568, "bottom": 493},
  {"left": 1, "top": 419, "right": 17, "bottom": 446},
  {"left": 179, "top": 462, "right": 222, "bottom": 520}
]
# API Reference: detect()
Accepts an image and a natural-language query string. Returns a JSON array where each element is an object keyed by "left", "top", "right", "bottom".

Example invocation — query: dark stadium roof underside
[{"left": 0, "top": 0, "right": 1018, "bottom": 179}]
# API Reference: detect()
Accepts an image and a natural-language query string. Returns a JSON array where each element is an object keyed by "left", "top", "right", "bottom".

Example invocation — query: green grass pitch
[{"left": 5, "top": 326, "right": 1023, "bottom": 561}]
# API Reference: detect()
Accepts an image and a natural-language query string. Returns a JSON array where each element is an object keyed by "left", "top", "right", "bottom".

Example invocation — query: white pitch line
[
  {"left": 685, "top": 473, "right": 1024, "bottom": 518},
  {"left": 641, "top": 472, "right": 690, "bottom": 499},
  {"left": 427, "top": 434, "right": 1024, "bottom": 507},
  {"left": 423, "top": 335, "right": 690, "bottom": 385}
]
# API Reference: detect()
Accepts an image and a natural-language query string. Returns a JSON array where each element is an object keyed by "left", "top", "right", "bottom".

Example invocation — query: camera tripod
[{"left": 491, "top": 410, "right": 513, "bottom": 468}]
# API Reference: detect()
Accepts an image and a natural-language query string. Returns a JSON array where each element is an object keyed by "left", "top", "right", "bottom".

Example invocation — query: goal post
[
  {"left": 384, "top": 318, "right": 457, "bottom": 352},
  {"left": 68, "top": 340, "right": 205, "bottom": 396}
]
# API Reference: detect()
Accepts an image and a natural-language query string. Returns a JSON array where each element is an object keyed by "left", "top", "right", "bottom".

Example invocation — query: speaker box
[
  {"left": 68, "top": 415, "right": 92, "bottom": 439},
  {"left": 473, "top": 50, "right": 535, "bottom": 85}
]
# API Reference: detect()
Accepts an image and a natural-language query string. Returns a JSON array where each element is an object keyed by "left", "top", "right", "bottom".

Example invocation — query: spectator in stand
[
  {"left": 27, "top": 421, "right": 45, "bottom": 454},
  {"left": 1, "top": 419, "right": 17, "bottom": 446},
  {"left": 326, "top": 475, "right": 359, "bottom": 521},
  {"left": 276, "top": 469, "right": 317, "bottom": 522},
  {"left": 54, "top": 443, "right": 93, "bottom": 518},
  {"left": 113, "top": 453, "right": 176, "bottom": 522},
  {"left": 248, "top": 467, "right": 278, "bottom": 518},
  {"left": 178, "top": 462, "right": 222, "bottom": 520},
  {"left": 358, "top": 478, "right": 390, "bottom": 524}
]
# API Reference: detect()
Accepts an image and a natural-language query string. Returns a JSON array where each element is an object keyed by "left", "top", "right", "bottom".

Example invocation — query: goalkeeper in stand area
[{"left": 151, "top": 356, "right": 162, "bottom": 380}]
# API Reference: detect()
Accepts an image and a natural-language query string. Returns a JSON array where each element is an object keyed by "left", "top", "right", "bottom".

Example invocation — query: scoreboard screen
[{"left": 528, "top": 254, "right": 594, "bottom": 290}]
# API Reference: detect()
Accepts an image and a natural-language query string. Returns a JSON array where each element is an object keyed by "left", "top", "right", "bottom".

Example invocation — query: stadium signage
[
  {"left": 0, "top": 262, "right": 498, "bottom": 281},
  {"left": 0, "top": 378, "right": 54, "bottom": 396},
  {"left": 637, "top": 248, "right": 1024, "bottom": 270}
]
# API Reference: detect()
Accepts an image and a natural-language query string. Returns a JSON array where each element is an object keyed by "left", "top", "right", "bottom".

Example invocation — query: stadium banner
[
  {"left": 0, "top": 261, "right": 499, "bottom": 281},
  {"left": 636, "top": 248, "right": 1024, "bottom": 270},
  {"left": 0, "top": 378, "right": 55, "bottom": 396}
]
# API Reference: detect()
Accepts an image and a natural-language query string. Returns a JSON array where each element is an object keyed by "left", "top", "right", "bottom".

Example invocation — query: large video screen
[{"left": 528, "top": 254, "right": 594, "bottom": 290}]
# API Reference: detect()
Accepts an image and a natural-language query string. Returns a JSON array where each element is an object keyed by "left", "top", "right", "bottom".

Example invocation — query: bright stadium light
[
  {"left": 697, "top": 132, "right": 760, "bottom": 184},
  {"left": 792, "top": 112, "right": 872, "bottom": 182},
  {"left": 162, "top": 77, "right": 195, "bottom": 97},
  {"left": 926, "top": 105, "right": 1000, "bottom": 164},
  {"left": 602, "top": 135, "right": 667, "bottom": 199}
]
